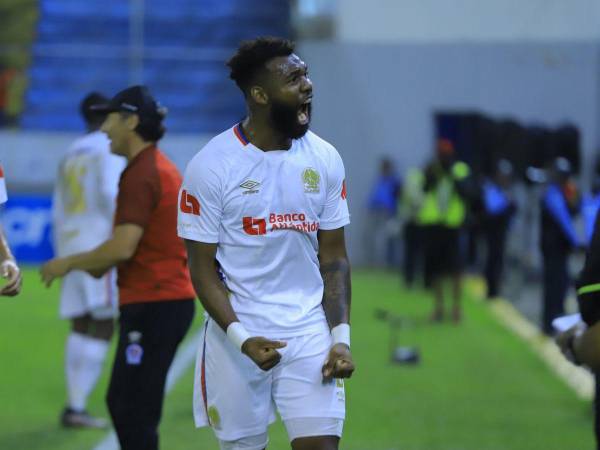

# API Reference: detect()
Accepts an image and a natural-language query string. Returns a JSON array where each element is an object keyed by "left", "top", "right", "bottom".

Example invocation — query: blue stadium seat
[{"left": 22, "top": 0, "right": 290, "bottom": 132}]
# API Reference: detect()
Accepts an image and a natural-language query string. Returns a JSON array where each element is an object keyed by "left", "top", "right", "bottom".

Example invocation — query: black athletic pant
[
  {"left": 402, "top": 222, "right": 421, "bottom": 287},
  {"left": 595, "top": 375, "right": 600, "bottom": 450},
  {"left": 106, "top": 299, "right": 195, "bottom": 450},
  {"left": 484, "top": 222, "right": 508, "bottom": 298},
  {"left": 541, "top": 250, "right": 569, "bottom": 335}
]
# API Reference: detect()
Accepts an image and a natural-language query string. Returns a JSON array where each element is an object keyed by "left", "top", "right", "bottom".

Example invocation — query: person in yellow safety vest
[{"left": 418, "top": 138, "right": 470, "bottom": 322}]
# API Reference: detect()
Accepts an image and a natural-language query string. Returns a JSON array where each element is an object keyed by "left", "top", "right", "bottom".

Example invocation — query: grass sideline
[{"left": 0, "top": 269, "right": 594, "bottom": 449}]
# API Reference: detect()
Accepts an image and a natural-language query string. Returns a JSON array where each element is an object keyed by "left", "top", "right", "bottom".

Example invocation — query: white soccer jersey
[
  {"left": 53, "top": 131, "right": 125, "bottom": 256},
  {"left": 178, "top": 124, "right": 350, "bottom": 337}
]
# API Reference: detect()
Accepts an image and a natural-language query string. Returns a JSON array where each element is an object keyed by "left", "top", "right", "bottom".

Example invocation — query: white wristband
[
  {"left": 226, "top": 322, "right": 251, "bottom": 352},
  {"left": 331, "top": 323, "right": 350, "bottom": 348}
]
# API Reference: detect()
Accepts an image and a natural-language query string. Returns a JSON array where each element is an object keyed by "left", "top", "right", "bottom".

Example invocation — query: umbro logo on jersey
[
  {"left": 240, "top": 180, "right": 260, "bottom": 195},
  {"left": 180, "top": 190, "right": 200, "bottom": 215}
]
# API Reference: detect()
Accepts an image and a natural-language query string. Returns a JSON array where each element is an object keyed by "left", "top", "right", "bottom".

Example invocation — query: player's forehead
[{"left": 265, "top": 54, "right": 307, "bottom": 79}]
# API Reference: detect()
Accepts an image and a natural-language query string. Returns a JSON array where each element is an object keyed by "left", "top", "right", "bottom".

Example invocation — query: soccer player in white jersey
[
  {"left": 0, "top": 166, "right": 22, "bottom": 296},
  {"left": 52, "top": 92, "right": 125, "bottom": 428},
  {"left": 178, "top": 37, "right": 354, "bottom": 450}
]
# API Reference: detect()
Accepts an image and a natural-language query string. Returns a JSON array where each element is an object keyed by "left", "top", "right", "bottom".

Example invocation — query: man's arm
[
  {"left": 557, "top": 209, "right": 600, "bottom": 371},
  {"left": 184, "top": 240, "right": 238, "bottom": 329},
  {"left": 318, "top": 228, "right": 351, "bottom": 328},
  {"left": 556, "top": 322, "right": 600, "bottom": 372},
  {"left": 185, "top": 239, "right": 285, "bottom": 371},
  {"left": 0, "top": 225, "right": 21, "bottom": 296},
  {"left": 40, "top": 224, "right": 143, "bottom": 287},
  {"left": 318, "top": 227, "right": 354, "bottom": 379}
]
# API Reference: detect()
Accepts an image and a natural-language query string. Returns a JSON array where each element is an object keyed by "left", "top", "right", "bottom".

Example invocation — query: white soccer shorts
[
  {"left": 194, "top": 318, "right": 346, "bottom": 443},
  {"left": 59, "top": 269, "right": 117, "bottom": 320}
]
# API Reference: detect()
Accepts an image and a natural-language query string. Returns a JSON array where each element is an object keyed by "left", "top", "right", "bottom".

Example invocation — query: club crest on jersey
[
  {"left": 302, "top": 167, "right": 320, "bottom": 193},
  {"left": 240, "top": 179, "right": 260, "bottom": 195},
  {"left": 125, "top": 343, "right": 143, "bottom": 365},
  {"left": 207, "top": 405, "right": 221, "bottom": 429}
]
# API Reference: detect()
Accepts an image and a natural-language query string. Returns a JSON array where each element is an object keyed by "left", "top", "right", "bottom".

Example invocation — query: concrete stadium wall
[{"left": 336, "top": 0, "right": 600, "bottom": 43}]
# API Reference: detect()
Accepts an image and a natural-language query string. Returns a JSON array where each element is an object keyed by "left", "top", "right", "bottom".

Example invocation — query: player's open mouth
[{"left": 297, "top": 100, "right": 311, "bottom": 125}]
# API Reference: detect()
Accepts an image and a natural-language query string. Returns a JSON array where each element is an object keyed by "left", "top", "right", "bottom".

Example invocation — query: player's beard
[{"left": 269, "top": 99, "right": 311, "bottom": 140}]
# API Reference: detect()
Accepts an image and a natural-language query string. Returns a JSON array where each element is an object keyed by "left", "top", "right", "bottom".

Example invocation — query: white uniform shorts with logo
[
  {"left": 194, "top": 319, "right": 345, "bottom": 444},
  {"left": 59, "top": 269, "right": 117, "bottom": 320}
]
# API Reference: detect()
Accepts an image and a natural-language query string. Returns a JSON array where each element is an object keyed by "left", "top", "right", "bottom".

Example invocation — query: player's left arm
[
  {"left": 40, "top": 224, "right": 143, "bottom": 287},
  {"left": 318, "top": 227, "right": 355, "bottom": 379}
]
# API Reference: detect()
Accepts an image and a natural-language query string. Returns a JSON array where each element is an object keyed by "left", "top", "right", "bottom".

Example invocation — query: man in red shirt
[{"left": 41, "top": 85, "right": 195, "bottom": 450}]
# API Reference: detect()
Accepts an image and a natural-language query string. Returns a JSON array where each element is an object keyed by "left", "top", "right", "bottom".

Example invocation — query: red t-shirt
[{"left": 114, "top": 146, "right": 195, "bottom": 305}]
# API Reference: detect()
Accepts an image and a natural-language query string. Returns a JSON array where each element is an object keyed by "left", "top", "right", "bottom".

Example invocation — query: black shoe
[{"left": 60, "top": 407, "right": 108, "bottom": 429}]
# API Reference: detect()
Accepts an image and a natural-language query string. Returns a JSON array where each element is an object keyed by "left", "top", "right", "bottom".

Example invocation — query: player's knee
[
  {"left": 287, "top": 418, "right": 342, "bottom": 450},
  {"left": 71, "top": 315, "right": 91, "bottom": 334},
  {"left": 218, "top": 432, "right": 268, "bottom": 450},
  {"left": 92, "top": 318, "right": 114, "bottom": 341}
]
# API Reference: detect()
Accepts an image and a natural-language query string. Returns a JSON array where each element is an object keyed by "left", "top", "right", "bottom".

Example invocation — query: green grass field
[{"left": 0, "top": 269, "right": 594, "bottom": 450}]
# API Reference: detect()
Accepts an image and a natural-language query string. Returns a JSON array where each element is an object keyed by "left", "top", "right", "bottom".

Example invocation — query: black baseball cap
[
  {"left": 80, "top": 92, "right": 109, "bottom": 124},
  {"left": 91, "top": 85, "right": 167, "bottom": 124}
]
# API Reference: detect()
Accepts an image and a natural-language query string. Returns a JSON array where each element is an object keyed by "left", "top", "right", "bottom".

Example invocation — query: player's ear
[
  {"left": 125, "top": 113, "right": 140, "bottom": 131},
  {"left": 250, "top": 86, "right": 269, "bottom": 105}
]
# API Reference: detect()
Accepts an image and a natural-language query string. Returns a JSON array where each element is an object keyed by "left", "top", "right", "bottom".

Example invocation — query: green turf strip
[{"left": 0, "top": 269, "right": 594, "bottom": 449}]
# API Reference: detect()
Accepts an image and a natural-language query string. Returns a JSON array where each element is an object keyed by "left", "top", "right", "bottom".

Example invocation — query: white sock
[{"left": 65, "top": 332, "right": 109, "bottom": 412}]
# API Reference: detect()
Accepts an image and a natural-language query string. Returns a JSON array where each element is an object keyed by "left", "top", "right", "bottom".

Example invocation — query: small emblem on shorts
[
  {"left": 240, "top": 180, "right": 260, "bottom": 195},
  {"left": 302, "top": 167, "right": 320, "bottom": 193},
  {"left": 208, "top": 405, "right": 221, "bottom": 429},
  {"left": 125, "top": 343, "right": 143, "bottom": 365}
]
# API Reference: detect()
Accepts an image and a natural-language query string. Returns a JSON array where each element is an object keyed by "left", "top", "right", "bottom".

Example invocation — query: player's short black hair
[
  {"left": 80, "top": 92, "right": 108, "bottom": 126},
  {"left": 227, "top": 36, "right": 295, "bottom": 95},
  {"left": 135, "top": 119, "right": 166, "bottom": 142}
]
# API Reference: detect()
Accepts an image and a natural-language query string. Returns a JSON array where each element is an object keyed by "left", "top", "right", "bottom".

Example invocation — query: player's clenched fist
[
  {"left": 242, "top": 337, "right": 287, "bottom": 371},
  {"left": 322, "top": 343, "right": 355, "bottom": 380},
  {"left": 0, "top": 259, "right": 21, "bottom": 296}
]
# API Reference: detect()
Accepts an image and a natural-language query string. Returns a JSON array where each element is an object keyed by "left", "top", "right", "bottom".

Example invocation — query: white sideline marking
[
  {"left": 488, "top": 299, "right": 594, "bottom": 400},
  {"left": 93, "top": 329, "right": 202, "bottom": 450}
]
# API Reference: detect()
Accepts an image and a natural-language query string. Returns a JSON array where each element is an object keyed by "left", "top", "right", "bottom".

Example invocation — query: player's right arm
[
  {"left": 184, "top": 240, "right": 237, "bottom": 328},
  {"left": 178, "top": 150, "right": 285, "bottom": 370},
  {"left": 184, "top": 239, "right": 285, "bottom": 371}
]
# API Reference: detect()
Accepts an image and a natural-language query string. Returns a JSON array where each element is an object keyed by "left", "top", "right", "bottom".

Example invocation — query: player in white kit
[
  {"left": 0, "top": 165, "right": 22, "bottom": 296},
  {"left": 178, "top": 37, "right": 355, "bottom": 450},
  {"left": 52, "top": 92, "right": 125, "bottom": 428}
]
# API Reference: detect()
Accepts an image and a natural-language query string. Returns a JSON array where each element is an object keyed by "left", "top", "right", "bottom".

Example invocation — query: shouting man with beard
[{"left": 178, "top": 37, "right": 355, "bottom": 450}]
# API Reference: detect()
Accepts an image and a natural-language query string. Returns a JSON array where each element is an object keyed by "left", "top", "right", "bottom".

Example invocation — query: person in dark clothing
[
  {"left": 482, "top": 159, "right": 516, "bottom": 299},
  {"left": 540, "top": 157, "right": 583, "bottom": 335},
  {"left": 41, "top": 86, "right": 196, "bottom": 450},
  {"left": 556, "top": 180, "right": 600, "bottom": 449},
  {"left": 582, "top": 177, "right": 600, "bottom": 244},
  {"left": 419, "top": 140, "right": 471, "bottom": 322}
]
